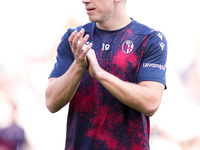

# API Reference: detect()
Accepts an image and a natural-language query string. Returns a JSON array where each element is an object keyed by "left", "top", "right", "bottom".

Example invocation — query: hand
[
  {"left": 86, "top": 49, "right": 102, "bottom": 79},
  {"left": 68, "top": 29, "right": 93, "bottom": 69}
]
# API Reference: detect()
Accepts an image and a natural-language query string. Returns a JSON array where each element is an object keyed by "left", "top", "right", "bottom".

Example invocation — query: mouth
[{"left": 86, "top": 8, "right": 95, "bottom": 13}]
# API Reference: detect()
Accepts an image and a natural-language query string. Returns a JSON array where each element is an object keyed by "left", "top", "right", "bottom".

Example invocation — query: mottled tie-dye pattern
[
  {"left": 50, "top": 19, "right": 167, "bottom": 150},
  {"left": 65, "top": 22, "right": 150, "bottom": 150}
]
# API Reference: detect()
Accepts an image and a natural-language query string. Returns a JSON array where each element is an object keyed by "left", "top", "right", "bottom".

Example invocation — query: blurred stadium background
[{"left": 0, "top": 0, "right": 200, "bottom": 149}]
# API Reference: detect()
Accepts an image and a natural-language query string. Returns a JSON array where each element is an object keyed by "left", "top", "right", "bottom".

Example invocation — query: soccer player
[{"left": 45, "top": 0, "right": 167, "bottom": 149}]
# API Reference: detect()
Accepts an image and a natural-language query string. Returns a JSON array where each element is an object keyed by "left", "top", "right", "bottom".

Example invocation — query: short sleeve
[
  {"left": 49, "top": 29, "right": 75, "bottom": 78},
  {"left": 137, "top": 30, "right": 167, "bottom": 88}
]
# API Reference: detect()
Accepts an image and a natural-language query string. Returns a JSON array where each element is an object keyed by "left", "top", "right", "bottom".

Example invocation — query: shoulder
[
  {"left": 148, "top": 29, "right": 167, "bottom": 44},
  {"left": 131, "top": 20, "right": 167, "bottom": 49},
  {"left": 61, "top": 22, "right": 95, "bottom": 41},
  {"left": 130, "top": 19, "right": 167, "bottom": 42},
  {"left": 130, "top": 20, "right": 153, "bottom": 36},
  {"left": 130, "top": 20, "right": 167, "bottom": 56}
]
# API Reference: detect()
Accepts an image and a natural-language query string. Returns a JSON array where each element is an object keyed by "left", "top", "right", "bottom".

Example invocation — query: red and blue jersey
[{"left": 49, "top": 19, "right": 167, "bottom": 150}]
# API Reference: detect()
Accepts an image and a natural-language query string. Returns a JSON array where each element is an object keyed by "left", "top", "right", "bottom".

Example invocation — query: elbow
[
  {"left": 45, "top": 98, "right": 58, "bottom": 113},
  {"left": 145, "top": 105, "right": 159, "bottom": 117},
  {"left": 45, "top": 91, "right": 61, "bottom": 113},
  {"left": 45, "top": 91, "right": 68, "bottom": 113},
  {"left": 45, "top": 90, "right": 56, "bottom": 113},
  {"left": 144, "top": 99, "right": 161, "bottom": 117}
]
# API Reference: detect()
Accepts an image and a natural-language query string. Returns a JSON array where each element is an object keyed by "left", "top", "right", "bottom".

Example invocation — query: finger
[
  {"left": 81, "top": 42, "right": 93, "bottom": 56},
  {"left": 73, "top": 29, "right": 85, "bottom": 50},
  {"left": 68, "top": 30, "right": 77, "bottom": 47},
  {"left": 78, "top": 34, "right": 90, "bottom": 50}
]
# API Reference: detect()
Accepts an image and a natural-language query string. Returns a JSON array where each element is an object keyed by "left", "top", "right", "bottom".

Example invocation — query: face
[{"left": 82, "top": 0, "right": 115, "bottom": 23}]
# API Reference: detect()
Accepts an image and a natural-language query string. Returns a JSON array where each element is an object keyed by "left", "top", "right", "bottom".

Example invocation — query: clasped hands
[{"left": 68, "top": 28, "right": 101, "bottom": 78}]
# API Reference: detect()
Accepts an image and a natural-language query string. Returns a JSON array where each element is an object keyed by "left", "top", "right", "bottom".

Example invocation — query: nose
[{"left": 82, "top": 0, "right": 91, "bottom": 4}]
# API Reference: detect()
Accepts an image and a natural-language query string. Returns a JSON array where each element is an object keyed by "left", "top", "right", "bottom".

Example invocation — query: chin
[
  {"left": 88, "top": 16, "right": 99, "bottom": 23},
  {"left": 88, "top": 18, "right": 97, "bottom": 22}
]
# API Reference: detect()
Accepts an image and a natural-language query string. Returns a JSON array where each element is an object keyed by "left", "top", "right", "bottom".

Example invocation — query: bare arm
[
  {"left": 45, "top": 29, "right": 92, "bottom": 113},
  {"left": 45, "top": 62, "right": 86, "bottom": 113},
  {"left": 86, "top": 49, "right": 164, "bottom": 117}
]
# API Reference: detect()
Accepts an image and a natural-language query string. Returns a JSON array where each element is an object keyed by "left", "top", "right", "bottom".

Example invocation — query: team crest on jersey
[{"left": 122, "top": 40, "right": 134, "bottom": 54}]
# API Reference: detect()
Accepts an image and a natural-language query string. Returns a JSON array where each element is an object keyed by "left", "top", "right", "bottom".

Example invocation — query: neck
[
  {"left": 96, "top": 4, "right": 131, "bottom": 31},
  {"left": 97, "top": 16, "right": 131, "bottom": 31}
]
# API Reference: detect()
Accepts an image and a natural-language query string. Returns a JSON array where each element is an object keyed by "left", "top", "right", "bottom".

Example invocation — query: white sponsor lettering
[{"left": 143, "top": 63, "right": 166, "bottom": 71}]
